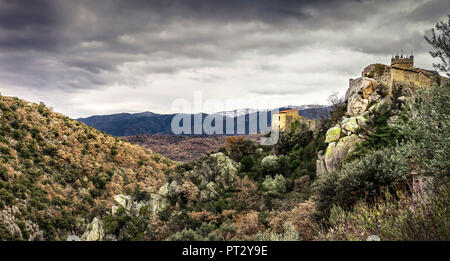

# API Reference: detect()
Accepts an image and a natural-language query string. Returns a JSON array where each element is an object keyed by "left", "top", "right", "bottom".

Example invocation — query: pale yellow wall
[
  {"left": 391, "top": 67, "right": 433, "bottom": 90},
  {"left": 272, "top": 110, "right": 307, "bottom": 132}
]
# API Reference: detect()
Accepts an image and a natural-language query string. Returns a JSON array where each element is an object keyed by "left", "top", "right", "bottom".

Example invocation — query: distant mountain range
[{"left": 77, "top": 105, "right": 331, "bottom": 136}]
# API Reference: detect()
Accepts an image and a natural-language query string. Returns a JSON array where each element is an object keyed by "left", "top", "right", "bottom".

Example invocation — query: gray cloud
[{"left": 0, "top": 0, "right": 449, "bottom": 117}]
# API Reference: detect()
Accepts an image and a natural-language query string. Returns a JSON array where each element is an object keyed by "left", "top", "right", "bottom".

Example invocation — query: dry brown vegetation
[
  {"left": 124, "top": 134, "right": 261, "bottom": 162},
  {"left": 0, "top": 96, "right": 174, "bottom": 240}
]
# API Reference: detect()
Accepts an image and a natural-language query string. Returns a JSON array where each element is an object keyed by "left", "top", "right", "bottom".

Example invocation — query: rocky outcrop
[
  {"left": 113, "top": 194, "right": 146, "bottom": 216},
  {"left": 81, "top": 217, "right": 104, "bottom": 241},
  {"left": 316, "top": 64, "right": 395, "bottom": 176},
  {"left": 324, "top": 134, "right": 361, "bottom": 173},
  {"left": 325, "top": 127, "right": 341, "bottom": 143},
  {"left": 0, "top": 205, "right": 43, "bottom": 241},
  {"left": 342, "top": 117, "right": 359, "bottom": 133},
  {"left": 186, "top": 152, "right": 238, "bottom": 201},
  {"left": 347, "top": 94, "right": 369, "bottom": 116}
]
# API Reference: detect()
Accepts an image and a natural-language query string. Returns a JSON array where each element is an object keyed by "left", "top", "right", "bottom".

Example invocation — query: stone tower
[{"left": 391, "top": 54, "right": 414, "bottom": 69}]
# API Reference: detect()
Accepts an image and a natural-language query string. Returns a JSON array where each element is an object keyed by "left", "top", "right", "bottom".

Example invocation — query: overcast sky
[{"left": 0, "top": 0, "right": 448, "bottom": 118}]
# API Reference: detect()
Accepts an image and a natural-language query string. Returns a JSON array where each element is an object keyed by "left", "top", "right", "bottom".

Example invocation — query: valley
[{"left": 123, "top": 134, "right": 262, "bottom": 162}]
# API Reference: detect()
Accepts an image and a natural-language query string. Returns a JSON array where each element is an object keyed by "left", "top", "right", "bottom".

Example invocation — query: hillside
[
  {"left": 60, "top": 61, "right": 447, "bottom": 242},
  {"left": 124, "top": 134, "right": 262, "bottom": 162},
  {"left": 0, "top": 60, "right": 448, "bottom": 242},
  {"left": 0, "top": 96, "right": 174, "bottom": 240},
  {"left": 77, "top": 106, "right": 330, "bottom": 136}
]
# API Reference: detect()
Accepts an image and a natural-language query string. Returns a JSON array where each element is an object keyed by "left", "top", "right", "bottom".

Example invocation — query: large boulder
[
  {"left": 345, "top": 77, "right": 378, "bottom": 101},
  {"left": 114, "top": 194, "right": 132, "bottom": 211},
  {"left": 190, "top": 152, "right": 238, "bottom": 190},
  {"left": 342, "top": 117, "right": 360, "bottom": 133},
  {"left": 324, "top": 142, "right": 337, "bottom": 171},
  {"left": 149, "top": 193, "right": 170, "bottom": 214},
  {"left": 324, "top": 134, "right": 361, "bottom": 173},
  {"left": 347, "top": 94, "right": 369, "bottom": 116},
  {"left": 325, "top": 127, "right": 341, "bottom": 143},
  {"left": 356, "top": 116, "right": 370, "bottom": 130}
]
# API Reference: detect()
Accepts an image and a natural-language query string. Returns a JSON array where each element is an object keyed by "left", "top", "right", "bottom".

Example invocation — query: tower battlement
[{"left": 391, "top": 54, "right": 414, "bottom": 69}]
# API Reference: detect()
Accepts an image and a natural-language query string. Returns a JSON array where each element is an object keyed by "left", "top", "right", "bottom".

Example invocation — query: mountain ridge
[{"left": 77, "top": 106, "right": 331, "bottom": 136}]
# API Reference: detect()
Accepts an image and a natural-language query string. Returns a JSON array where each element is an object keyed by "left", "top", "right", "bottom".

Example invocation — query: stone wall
[{"left": 391, "top": 67, "right": 441, "bottom": 93}]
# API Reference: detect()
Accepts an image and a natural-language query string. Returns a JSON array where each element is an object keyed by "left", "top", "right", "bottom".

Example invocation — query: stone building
[
  {"left": 390, "top": 55, "right": 443, "bottom": 93},
  {"left": 317, "top": 55, "right": 447, "bottom": 177},
  {"left": 271, "top": 109, "right": 307, "bottom": 132}
]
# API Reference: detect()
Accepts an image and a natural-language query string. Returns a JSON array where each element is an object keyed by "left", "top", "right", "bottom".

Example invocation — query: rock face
[
  {"left": 316, "top": 63, "right": 396, "bottom": 176},
  {"left": 0, "top": 205, "right": 43, "bottom": 241},
  {"left": 324, "top": 134, "right": 361, "bottom": 173},
  {"left": 347, "top": 95, "right": 369, "bottom": 116},
  {"left": 113, "top": 194, "right": 146, "bottom": 216},
  {"left": 114, "top": 195, "right": 132, "bottom": 211},
  {"left": 316, "top": 151, "right": 327, "bottom": 176},
  {"left": 342, "top": 117, "right": 359, "bottom": 133},
  {"left": 187, "top": 152, "right": 238, "bottom": 201},
  {"left": 81, "top": 217, "right": 104, "bottom": 241},
  {"left": 325, "top": 127, "right": 341, "bottom": 143}
]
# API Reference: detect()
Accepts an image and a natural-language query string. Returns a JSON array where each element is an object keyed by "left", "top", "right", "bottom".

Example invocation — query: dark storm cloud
[
  {"left": 0, "top": 0, "right": 73, "bottom": 51},
  {"left": 0, "top": 0, "right": 449, "bottom": 117}
]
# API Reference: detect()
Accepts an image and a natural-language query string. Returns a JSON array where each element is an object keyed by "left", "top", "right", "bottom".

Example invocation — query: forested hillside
[{"left": 0, "top": 96, "right": 174, "bottom": 240}]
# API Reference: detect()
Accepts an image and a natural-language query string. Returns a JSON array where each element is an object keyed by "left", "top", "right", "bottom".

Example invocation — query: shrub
[
  {"left": 315, "top": 145, "right": 412, "bottom": 219},
  {"left": 261, "top": 155, "right": 279, "bottom": 174},
  {"left": 262, "top": 174, "right": 286, "bottom": 194},
  {"left": 274, "top": 121, "right": 313, "bottom": 155},
  {"left": 239, "top": 155, "right": 254, "bottom": 173},
  {"left": 0, "top": 166, "right": 8, "bottom": 181},
  {"left": 231, "top": 176, "right": 260, "bottom": 211},
  {"left": 249, "top": 222, "right": 299, "bottom": 241},
  {"left": 225, "top": 136, "right": 255, "bottom": 162},
  {"left": 324, "top": 182, "right": 450, "bottom": 241}
]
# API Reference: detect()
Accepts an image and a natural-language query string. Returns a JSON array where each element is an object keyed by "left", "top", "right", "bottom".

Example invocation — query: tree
[
  {"left": 425, "top": 15, "right": 450, "bottom": 77},
  {"left": 327, "top": 91, "right": 344, "bottom": 110},
  {"left": 225, "top": 136, "right": 255, "bottom": 162}
]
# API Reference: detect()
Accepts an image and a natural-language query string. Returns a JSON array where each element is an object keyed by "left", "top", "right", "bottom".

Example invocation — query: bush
[
  {"left": 262, "top": 174, "right": 286, "bottom": 194},
  {"left": 249, "top": 222, "right": 300, "bottom": 241},
  {"left": 261, "top": 155, "right": 279, "bottom": 174},
  {"left": 324, "top": 182, "right": 450, "bottom": 241},
  {"left": 239, "top": 155, "right": 254, "bottom": 173},
  {"left": 274, "top": 121, "right": 313, "bottom": 155},
  {"left": 315, "top": 145, "right": 412, "bottom": 219},
  {"left": 166, "top": 222, "right": 222, "bottom": 241},
  {"left": 225, "top": 137, "right": 255, "bottom": 162}
]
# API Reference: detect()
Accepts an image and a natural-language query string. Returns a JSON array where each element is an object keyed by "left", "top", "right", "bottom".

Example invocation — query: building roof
[{"left": 278, "top": 109, "right": 298, "bottom": 114}]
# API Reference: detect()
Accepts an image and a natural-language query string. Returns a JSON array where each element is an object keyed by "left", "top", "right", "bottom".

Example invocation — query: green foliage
[
  {"left": 347, "top": 103, "right": 403, "bottom": 161},
  {"left": 225, "top": 136, "right": 256, "bottom": 162},
  {"left": 239, "top": 155, "right": 254, "bottom": 173},
  {"left": 261, "top": 155, "right": 280, "bottom": 174},
  {"left": 274, "top": 122, "right": 313, "bottom": 155},
  {"left": 326, "top": 182, "right": 450, "bottom": 241},
  {"left": 167, "top": 222, "right": 223, "bottom": 241},
  {"left": 316, "top": 82, "right": 450, "bottom": 222},
  {"left": 396, "top": 83, "right": 450, "bottom": 178},
  {"left": 262, "top": 174, "right": 286, "bottom": 194},
  {"left": 425, "top": 15, "right": 450, "bottom": 77},
  {"left": 249, "top": 222, "right": 299, "bottom": 241},
  {"left": 315, "top": 144, "right": 413, "bottom": 220}
]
